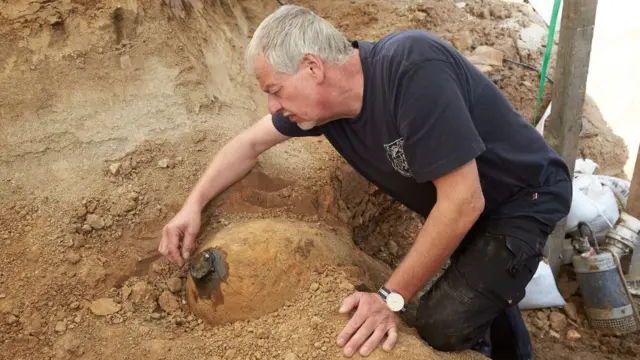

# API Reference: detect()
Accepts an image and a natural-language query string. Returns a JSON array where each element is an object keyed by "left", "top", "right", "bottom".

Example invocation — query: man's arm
[
  {"left": 384, "top": 158, "right": 485, "bottom": 300},
  {"left": 184, "top": 113, "right": 291, "bottom": 211},
  {"left": 385, "top": 59, "right": 487, "bottom": 299},
  {"left": 159, "top": 114, "right": 291, "bottom": 266}
]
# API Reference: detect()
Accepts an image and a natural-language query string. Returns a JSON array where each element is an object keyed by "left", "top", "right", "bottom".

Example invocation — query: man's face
[{"left": 255, "top": 55, "right": 327, "bottom": 129}]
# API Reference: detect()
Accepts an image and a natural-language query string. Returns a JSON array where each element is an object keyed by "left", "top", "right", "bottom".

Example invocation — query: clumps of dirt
[
  {"left": 520, "top": 266, "right": 640, "bottom": 360},
  {"left": 523, "top": 304, "right": 640, "bottom": 360},
  {"left": 330, "top": 163, "right": 423, "bottom": 267},
  {"left": 2, "top": 258, "right": 485, "bottom": 360}
]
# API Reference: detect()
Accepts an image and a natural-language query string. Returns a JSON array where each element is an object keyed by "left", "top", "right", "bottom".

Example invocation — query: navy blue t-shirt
[{"left": 273, "top": 30, "right": 572, "bottom": 230}]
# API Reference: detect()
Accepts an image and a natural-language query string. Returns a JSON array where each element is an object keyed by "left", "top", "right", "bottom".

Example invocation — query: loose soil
[{"left": 0, "top": 0, "right": 635, "bottom": 359}]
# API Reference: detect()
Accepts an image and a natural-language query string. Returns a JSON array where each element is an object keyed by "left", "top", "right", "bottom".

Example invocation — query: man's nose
[{"left": 267, "top": 95, "right": 283, "bottom": 115}]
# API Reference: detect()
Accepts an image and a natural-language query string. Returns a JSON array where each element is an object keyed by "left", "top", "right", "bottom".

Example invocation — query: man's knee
[
  {"left": 416, "top": 317, "right": 480, "bottom": 352},
  {"left": 415, "top": 274, "right": 494, "bottom": 352}
]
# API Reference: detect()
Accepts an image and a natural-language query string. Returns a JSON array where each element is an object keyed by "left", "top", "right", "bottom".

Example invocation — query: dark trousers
[{"left": 415, "top": 216, "right": 550, "bottom": 359}]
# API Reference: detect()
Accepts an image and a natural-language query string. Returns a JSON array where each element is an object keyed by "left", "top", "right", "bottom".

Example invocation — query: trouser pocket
[{"left": 453, "top": 232, "right": 543, "bottom": 308}]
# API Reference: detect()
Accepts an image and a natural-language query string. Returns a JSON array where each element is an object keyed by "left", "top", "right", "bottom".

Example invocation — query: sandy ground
[{"left": 0, "top": 0, "right": 638, "bottom": 359}]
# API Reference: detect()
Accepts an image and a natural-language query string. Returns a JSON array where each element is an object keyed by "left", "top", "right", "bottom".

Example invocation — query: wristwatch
[{"left": 377, "top": 286, "right": 406, "bottom": 313}]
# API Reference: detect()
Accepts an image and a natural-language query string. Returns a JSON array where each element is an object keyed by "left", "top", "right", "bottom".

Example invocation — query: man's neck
[{"left": 323, "top": 50, "right": 364, "bottom": 121}]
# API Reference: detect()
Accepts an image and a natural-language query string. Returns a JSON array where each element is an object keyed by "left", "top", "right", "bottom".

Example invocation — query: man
[{"left": 159, "top": 5, "right": 572, "bottom": 360}]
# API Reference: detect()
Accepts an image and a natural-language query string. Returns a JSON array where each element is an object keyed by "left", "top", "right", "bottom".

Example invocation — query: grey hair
[{"left": 244, "top": 5, "right": 353, "bottom": 75}]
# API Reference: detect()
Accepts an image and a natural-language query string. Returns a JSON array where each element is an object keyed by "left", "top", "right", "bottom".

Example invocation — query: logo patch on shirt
[{"left": 384, "top": 138, "right": 412, "bottom": 177}]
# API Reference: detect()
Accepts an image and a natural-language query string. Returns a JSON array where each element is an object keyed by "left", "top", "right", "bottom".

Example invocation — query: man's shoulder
[{"left": 372, "top": 30, "right": 453, "bottom": 65}]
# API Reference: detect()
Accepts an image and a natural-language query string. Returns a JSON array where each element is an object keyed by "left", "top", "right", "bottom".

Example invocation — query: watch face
[{"left": 386, "top": 293, "right": 405, "bottom": 312}]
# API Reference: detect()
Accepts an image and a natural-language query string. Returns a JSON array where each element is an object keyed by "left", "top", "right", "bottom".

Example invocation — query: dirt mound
[
  {"left": 185, "top": 218, "right": 390, "bottom": 325},
  {"left": 182, "top": 218, "right": 486, "bottom": 359}
]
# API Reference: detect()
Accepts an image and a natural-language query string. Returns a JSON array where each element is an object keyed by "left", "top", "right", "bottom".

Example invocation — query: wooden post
[
  {"left": 626, "top": 144, "right": 640, "bottom": 219},
  {"left": 544, "top": 0, "right": 599, "bottom": 277},
  {"left": 628, "top": 145, "right": 640, "bottom": 275}
]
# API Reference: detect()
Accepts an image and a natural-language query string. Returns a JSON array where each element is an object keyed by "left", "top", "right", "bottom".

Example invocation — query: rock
[
  {"left": 455, "top": 2, "right": 466, "bottom": 8},
  {"left": 311, "top": 316, "right": 321, "bottom": 328},
  {"left": 387, "top": 240, "right": 399, "bottom": 256},
  {"left": 0, "top": 294, "right": 6, "bottom": 299},
  {"left": 549, "top": 330, "right": 560, "bottom": 339},
  {"left": 224, "top": 348, "right": 237, "bottom": 359},
  {"left": 66, "top": 252, "right": 81, "bottom": 264},
  {"left": 471, "top": 6, "right": 490, "bottom": 19},
  {"left": 166, "top": 277, "right": 182, "bottom": 293},
  {"left": 72, "top": 235, "right": 86, "bottom": 248},
  {"left": 517, "top": 24, "right": 547, "bottom": 53},
  {"left": 122, "top": 286, "right": 132, "bottom": 301},
  {"left": 108, "top": 163, "right": 121, "bottom": 175},
  {"left": 130, "top": 281, "right": 156, "bottom": 304},
  {"left": 81, "top": 224, "right": 92, "bottom": 233},
  {"left": 339, "top": 280, "right": 355, "bottom": 291},
  {"left": 157, "top": 158, "right": 169, "bottom": 168},
  {"left": 535, "top": 311, "right": 547, "bottom": 321},
  {"left": 6, "top": 314, "right": 18, "bottom": 325},
  {"left": 85, "top": 201, "right": 97, "bottom": 213},
  {"left": 566, "top": 329, "right": 581, "bottom": 340},
  {"left": 85, "top": 214, "right": 104, "bottom": 230},
  {"left": 89, "top": 298, "right": 121, "bottom": 316},
  {"left": 549, "top": 312, "right": 567, "bottom": 332},
  {"left": 122, "top": 198, "right": 137, "bottom": 212},
  {"left": 55, "top": 321, "right": 66, "bottom": 333},
  {"left": 563, "top": 302, "right": 578, "bottom": 321},
  {"left": 309, "top": 283, "right": 320, "bottom": 292},
  {"left": 467, "top": 46, "right": 504, "bottom": 67},
  {"left": 120, "top": 55, "right": 132, "bottom": 69},
  {"left": 158, "top": 291, "right": 180, "bottom": 314},
  {"left": 284, "top": 352, "right": 298, "bottom": 360},
  {"left": 490, "top": 6, "right": 511, "bottom": 20},
  {"left": 451, "top": 31, "right": 473, "bottom": 51}
]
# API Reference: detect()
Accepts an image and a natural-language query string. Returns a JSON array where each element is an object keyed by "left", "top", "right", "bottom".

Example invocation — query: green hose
[{"left": 532, "top": 0, "right": 562, "bottom": 127}]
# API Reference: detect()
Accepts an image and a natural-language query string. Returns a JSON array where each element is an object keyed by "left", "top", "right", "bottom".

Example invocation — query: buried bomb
[{"left": 184, "top": 218, "right": 391, "bottom": 326}]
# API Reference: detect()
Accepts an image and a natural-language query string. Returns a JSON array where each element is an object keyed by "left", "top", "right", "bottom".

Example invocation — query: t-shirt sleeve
[
  {"left": 396, "top": 60, "right": 486, "bottom": 183},
  {"left": 271, "top": 112, "right": 324, "bottom": 137}
]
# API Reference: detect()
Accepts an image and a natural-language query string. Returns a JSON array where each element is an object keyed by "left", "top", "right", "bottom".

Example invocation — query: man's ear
[{"left": 301, "top": 54, "right": 324, "bottom": 83}]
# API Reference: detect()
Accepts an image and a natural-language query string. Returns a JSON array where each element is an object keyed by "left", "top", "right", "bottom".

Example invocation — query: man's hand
[
  {"left": 158, "top": 204, "right": 202, "bottom": 267},
  {"left": 336, "top": 292, "right": 400, "bottom": 357}
]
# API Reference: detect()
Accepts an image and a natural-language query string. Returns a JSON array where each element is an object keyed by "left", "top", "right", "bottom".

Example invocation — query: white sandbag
[
  {"left": 565, "top": 173, "right": 619, "bottom": 238},
  {"left": 519, "top": 261, "right": 566, "bottom": 310},
  {"left": 574, "top": 158, "right": 598, "bottom": 175},
  {"left": 595, "top": 175, "right": 630, "bottom": 208}
]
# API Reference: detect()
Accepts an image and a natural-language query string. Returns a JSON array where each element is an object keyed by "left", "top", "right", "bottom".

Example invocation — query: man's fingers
[
  {"left": 339, "top": 292, "right": 362, "bottom": 314},
  {"left": 159, "top": 226, "right": 171, "bottom": 255},
  {"left": 359, "top": 325, "right": 388, "bottom": 357},
  {"left": 161, "top": 225, "right": 184, "bottom": 267},
  {"left": 337, "top": 300, "right": 365, "bottom": 347},
  {"left": 382, "top": 327, "right": 398, "bottom": 352},
  {"left": 343, "top": 318, "right": 377, "bottom": 357},
  {"left": 182, "top": 230, "right": 196, "bottom": 261}
]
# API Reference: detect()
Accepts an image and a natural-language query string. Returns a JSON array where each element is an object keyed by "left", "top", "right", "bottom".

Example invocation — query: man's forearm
[
  {"left": 185, "top": 140, "right": 258, "bottom": 211},
  {"left": 384, "top": 198, "right": 483, "bottom": 301}
]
